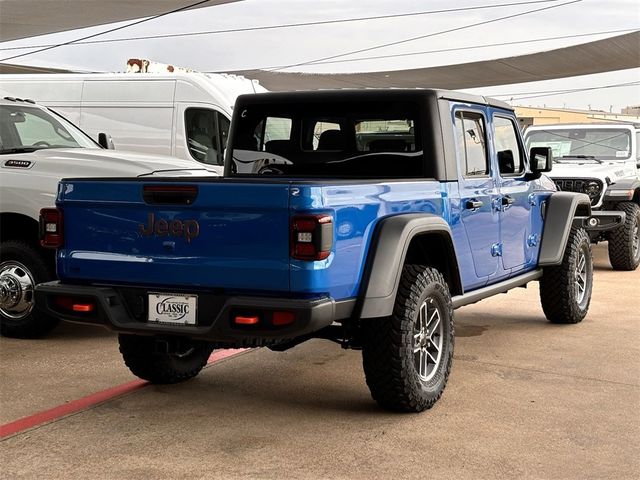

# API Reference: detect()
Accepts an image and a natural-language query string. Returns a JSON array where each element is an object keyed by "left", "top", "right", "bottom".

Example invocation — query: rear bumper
[{"left": 35, "top": 281, "right": 352, "bottom": 347}]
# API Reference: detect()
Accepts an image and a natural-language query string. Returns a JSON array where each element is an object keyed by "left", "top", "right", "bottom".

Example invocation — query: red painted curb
[{"left": 0, "top": 348, "right": 245, "bottom": 439}]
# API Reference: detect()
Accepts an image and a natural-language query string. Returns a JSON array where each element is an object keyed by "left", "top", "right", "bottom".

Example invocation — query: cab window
[
  {"left": 454, "top": 111, "right": 489, "bottom": 177},
  {"left": 493, "top": 116, "right": 524, "bottom": 176}
]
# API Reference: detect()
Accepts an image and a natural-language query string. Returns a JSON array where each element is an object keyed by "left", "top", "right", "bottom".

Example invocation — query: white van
[{"left": 0, "top": 72, "right": 266, "bottom": 167}]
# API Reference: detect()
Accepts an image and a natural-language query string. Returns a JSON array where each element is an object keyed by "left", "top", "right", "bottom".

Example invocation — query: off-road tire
[
  {"left": 119, "top": 334, "right": 214, "bottom": 384},
  {"left": 0, "top": 241, "right": 59, "bottom": 338},
  {"left": 540, "top": 228, "right": 593, "bottom": 324},
  {"left": 607, "top": 202, "right": 640, "bottom": 271},
  {"left": 361, "top": 265, "right": 454, "bottom": 412}
]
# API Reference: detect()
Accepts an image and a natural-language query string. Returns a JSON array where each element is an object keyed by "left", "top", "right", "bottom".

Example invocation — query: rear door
[
  {"left": 453, "top": 106, "right": 501, "bottom": 288},
  {"left": 57, "top": 179, "right": 292, "bottom": 292}
]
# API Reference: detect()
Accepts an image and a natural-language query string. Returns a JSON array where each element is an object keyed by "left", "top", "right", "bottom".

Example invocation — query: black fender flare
[
  {"left": 358, "top": 213, "right": 461, "bottom": 318},
  {"left": 538, "top": 192, "right": 592, "bottom": 266},
  {"left": 603, "top": 177, "right": 640, "bottom": 203}
]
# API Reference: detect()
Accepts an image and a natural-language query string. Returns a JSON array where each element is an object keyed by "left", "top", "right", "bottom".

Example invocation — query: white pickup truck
[
  {"left": 525, "top": 123, "right": 640, "bottom": 270},
  {"left": 0, "top": 97, "right": 217, "bottom": 338}
]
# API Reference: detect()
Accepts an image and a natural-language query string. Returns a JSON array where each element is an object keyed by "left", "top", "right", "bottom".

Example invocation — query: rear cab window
[{"left": 228, "top": 100, "right": 425, "bottom": 178}]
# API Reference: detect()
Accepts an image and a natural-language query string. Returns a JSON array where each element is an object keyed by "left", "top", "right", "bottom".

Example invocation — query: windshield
[
  {"left": 228, "top": 100, "right": 424, "bottom": 178},
  {"left": 525, "top": 128, "right": 631, "bottom": 161},
  {"left": 0, "top": 103, "right": 99, "bottom": 154}
]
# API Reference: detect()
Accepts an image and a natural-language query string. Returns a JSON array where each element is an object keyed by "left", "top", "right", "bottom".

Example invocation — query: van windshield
[
  {"left": 0, "top": 104, "right": 99, "bottom": 154},
  {"left": 526, "top": 128, "right": 632, "bottom": 161},
  {"left": 228, "top": 101, "right": 425, "bottom": 178}
]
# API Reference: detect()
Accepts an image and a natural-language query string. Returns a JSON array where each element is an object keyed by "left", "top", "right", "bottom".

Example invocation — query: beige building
[{"left": 515, "top": 106, "right": 640, "bottom": 129}]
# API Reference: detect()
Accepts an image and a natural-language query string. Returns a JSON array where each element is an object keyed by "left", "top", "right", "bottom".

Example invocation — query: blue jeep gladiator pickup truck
[{"left": 34, "top": 90, "right": 624, "bottom": 412}]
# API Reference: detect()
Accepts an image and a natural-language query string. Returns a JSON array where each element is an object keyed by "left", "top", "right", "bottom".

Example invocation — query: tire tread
[
  {"left": 540, "top": 228, "right": 592, "bottom": 324},
  {"left": 607, "top": 202, "right": 640, "bottom": 271},
  {"left": 362, "top": 265, "right": 454, "bottom": 412}
]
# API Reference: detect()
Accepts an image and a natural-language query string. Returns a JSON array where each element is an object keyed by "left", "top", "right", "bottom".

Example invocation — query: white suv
[
  {"left": 525, "top": 123, "right": 640, "bottom": 270},
  {"left": 0, "top": 97, "right": 217, "bottom": 338}
]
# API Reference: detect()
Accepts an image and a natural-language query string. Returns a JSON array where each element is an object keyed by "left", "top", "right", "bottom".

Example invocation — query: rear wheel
[
  {"left": 361, "top": 265, "right": 454, "bottom": 412},
  {"left": 119, "top": 334, "right": 214, "bottom": 384},
  {"left": 540, "top": 228, "right": 593, "bottom": 324},
  {"left": 607, "top": 202, "right": 640, "bottom": 271},
  {"left": 0, "top": 241, "right": 59, "bottom": 338}
]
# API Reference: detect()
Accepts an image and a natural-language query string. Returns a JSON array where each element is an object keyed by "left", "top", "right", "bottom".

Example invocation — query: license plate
[{"left": 148, "top": 293, "right": 197, "bottom": 325}]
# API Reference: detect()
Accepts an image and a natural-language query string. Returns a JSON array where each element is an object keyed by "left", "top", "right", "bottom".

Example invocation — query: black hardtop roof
[{"left": 236, "top": 88, "right": 512, "bottom": 111}]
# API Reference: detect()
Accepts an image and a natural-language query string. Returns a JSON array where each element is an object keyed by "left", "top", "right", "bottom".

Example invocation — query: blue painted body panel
[
  {"left": 57, "top": 181, "right": 292, "bottom": 293},
  {"left": 289, "top": 181, "right": 446, "bottom": 299}
]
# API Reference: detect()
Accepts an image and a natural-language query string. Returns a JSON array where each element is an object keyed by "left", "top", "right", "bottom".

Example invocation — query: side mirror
[
  {"left": 97, "top": 132, "right": 115, "bottom": 149},
  {"left": 526, "top": 146, "right": 553, "bottom": 180}
]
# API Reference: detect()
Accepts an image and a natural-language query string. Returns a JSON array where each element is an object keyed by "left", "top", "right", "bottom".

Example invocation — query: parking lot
[{"left": 1, "top": 243, "right": 638, "bottom": 479}]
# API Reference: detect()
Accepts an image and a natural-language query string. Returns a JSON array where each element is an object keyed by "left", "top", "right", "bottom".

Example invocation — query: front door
[{"left": 491, "top": 112, "right": 534, "bottom": 272}]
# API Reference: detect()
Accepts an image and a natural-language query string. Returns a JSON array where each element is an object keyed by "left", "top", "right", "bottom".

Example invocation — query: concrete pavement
[{"left": 1, "top": 244, "right": 638, "bottom": 479}]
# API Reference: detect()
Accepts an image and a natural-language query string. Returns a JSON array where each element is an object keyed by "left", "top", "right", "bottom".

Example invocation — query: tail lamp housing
[
  {"left": 39, "top": 208, "right": 63, "bottom": 248},
  {"left": 290, "top": 214, "right": 333, "bottom": 261}
]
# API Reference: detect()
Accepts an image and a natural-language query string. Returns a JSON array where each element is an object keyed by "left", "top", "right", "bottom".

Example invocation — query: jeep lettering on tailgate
[{"left": 138, "top": 213, "right": 200, "bottom": 242}]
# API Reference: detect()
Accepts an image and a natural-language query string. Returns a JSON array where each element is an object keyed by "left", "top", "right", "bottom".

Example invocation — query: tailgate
[{"left": 57, "top": 179, "right": 291, "bottom": 292}]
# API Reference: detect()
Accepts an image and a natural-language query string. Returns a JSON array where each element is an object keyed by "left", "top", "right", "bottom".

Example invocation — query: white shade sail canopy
[
  {"left": 230, "top": 32, "right": 640, "bottom": 91},
  {"left": 0, "top": 0, "right": 241, "bottom": 42}
]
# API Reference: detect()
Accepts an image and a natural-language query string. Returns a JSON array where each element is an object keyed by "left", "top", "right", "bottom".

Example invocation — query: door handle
[
  {"left": 465, "top": 199, "right": 484, "bottom": 210},
  {"left": 502, "top": 195, "right": 515, "bottom": 206}
]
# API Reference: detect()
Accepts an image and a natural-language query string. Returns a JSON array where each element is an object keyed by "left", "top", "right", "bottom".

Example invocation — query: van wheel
[
  {"left": 0, "top": 241, "right": 59, "bottom": 338},
  {"left": 607, "top": 202, "right": 640, "bottom": 271},
  {"left": 540, "top": 228, "right": 593, "bottom": 324},
  {"left": 119, "top": 334, "right": 214, "bottom": 384},
  {"left": 361, "top": 265, "right": 454, "bottom": 412}
]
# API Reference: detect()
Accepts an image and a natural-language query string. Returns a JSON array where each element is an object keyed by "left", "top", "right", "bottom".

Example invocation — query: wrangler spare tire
[{"left": 119, "top": 334, "right": 214, "bottom": 384}]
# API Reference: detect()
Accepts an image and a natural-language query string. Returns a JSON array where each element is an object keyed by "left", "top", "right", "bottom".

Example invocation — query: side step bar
[{"left": 452, "top": 269, "right": 543, "bottom": 309}]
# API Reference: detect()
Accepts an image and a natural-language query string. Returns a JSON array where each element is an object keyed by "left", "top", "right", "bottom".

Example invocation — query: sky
[{"left": 0, "top": 0, "right": 638, "bottom": 111}]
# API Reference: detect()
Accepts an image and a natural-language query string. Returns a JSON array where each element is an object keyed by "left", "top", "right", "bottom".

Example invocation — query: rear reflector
[
  {"left": 54, "top": 296, "right": 95, "bottom": 313},
  {"left": 72, "top": 303, "right": 95, "bottom": 312},
  {"left": 272, "top": 311, "right": 295, "bottom": 326},
  {"left": 234, "top": 315, "right": 259, "bottom": 325},
  {"left": 39, "top": 208, "right": 63, "bottom": 248},
  {"left": 291, "top": 214, "right": 333, "bottom": 261}
]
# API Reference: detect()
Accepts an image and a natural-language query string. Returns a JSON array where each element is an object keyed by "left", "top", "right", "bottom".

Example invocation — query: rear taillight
[
  {"left": 290, "top": 214, "right": 333, "bottom": 261},
  {"left": 39, "top": 208, "right": 63, "bottom": 248}
]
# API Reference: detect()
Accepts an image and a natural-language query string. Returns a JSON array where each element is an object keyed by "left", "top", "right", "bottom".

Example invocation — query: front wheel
[
  {"left": 119, "top": 334, "right": 214, "bottom": 384},
  {"left": 539, "top": 227, "right": 593, "bottom": 324},
  {"left": 607, "top": 202, "right": 640, "bottom": 271},
  {"left": 361, "top": 265, "right": 454, "bottom": 412}
]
